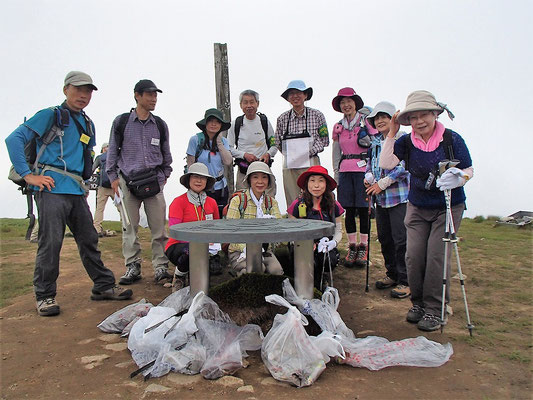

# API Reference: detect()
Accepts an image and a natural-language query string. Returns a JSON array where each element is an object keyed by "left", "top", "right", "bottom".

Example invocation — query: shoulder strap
[
  {"left": 404, "top": 134, "right": 413, "bottom": 171},
  {"left": 264, "top": 194, "right": 273, "bottom": 214},
  {"left": 238, "top": 191, "right": 247, "bottom": 218},
  {"left": 234, "top": 115, "right": 244, "bottom": 148},
  {"left": 257, "top": 112, "right": 270, "bottom": 149},
  {"left": 442, "top": 129, "right": 454, "bottom": 160},
  {"left": 153, "top": 115, "right": 167, "bottom": 146},
  {"left": 114, "top": 111, "right": 131, "bottom": 151},
  {"left": 195, "top": 132, "right": 206, "bottom": 161},
  {"left": 33, "top": 107, "right": 70, "bottom": 170}
]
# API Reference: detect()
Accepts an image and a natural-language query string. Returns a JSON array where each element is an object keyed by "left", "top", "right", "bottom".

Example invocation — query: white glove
[
  {"left": 260, "top": 214, "right": 276, "bottom": 219},
  {"left": 436, "top": 167, "right": 467, "bottom": 191},
  {"left": 317, "top": 237, "right": 336, "bottom": 253},
  {"left": 364, "top": 172, "right": 375, "bottom": 185}
]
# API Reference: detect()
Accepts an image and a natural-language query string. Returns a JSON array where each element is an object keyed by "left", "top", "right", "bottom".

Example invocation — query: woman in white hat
[
  {"left": 380, "top": 90, "right": 473, "bottom": 331},
  {"left": 165, "top": 163, "right": 220, "bottom": 291},
  {"left": 226, "top": 161, "right": 284, "bottom": 277},
  {"left": 365, "top": 101, "right": 410, "bottom": 299}
]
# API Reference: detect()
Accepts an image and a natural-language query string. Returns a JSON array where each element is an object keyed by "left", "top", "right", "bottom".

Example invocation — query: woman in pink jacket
[{"left": 331, "top": 87, "right": 377, "bottom": 268}]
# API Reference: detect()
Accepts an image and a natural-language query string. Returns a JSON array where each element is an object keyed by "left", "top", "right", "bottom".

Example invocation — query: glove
[
  {"left": 436, "top": 167, "right": 467, "bottom": 191},
  {"left": 317, "top": 237, "right": 336, "bottom": 253},
  {"left": 260, "top": 214, "right": 276, "bottom": 219},
  {"left": 365, "top": 172, "right": 376, "bottom": 185}
]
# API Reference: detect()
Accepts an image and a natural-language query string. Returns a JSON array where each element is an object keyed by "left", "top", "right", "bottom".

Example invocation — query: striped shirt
[
  {"left": 106, "top": 109, "right": 173, "bottom": 184},
  {"left": 275, "top": 107, "right": 329, "bottom": 158}
]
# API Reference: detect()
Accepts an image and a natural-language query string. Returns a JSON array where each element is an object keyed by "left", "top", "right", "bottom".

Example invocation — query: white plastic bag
[
  {"left": 282, "top": 279, "right": 355, "bottom": 338},
  {"left": 337, "top": 335, "right": 453, "bottom": 371},
  {"left": 157, "top": 286, "right": 191, "bottom": 311},
  {"left": 97, "top": 298, "right": 153, "bottom": 333},
  {"left": 261, "top": 295, "right": 327, "bottom": 387}
]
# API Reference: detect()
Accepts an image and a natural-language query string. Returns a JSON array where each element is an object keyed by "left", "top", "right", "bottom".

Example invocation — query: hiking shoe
[
  {"left": 154, "top": 266, "right": 172, "bottom": 284},
  {"left": 36, "top": 298, "right": 60, "bottom": 316},
  {"left": 391, "top": 285, "right": 410, "bottom": 299},
  {"left": 119, "top": 261, "right": 142, "bottom": 285},
  {"left": 417, "top": 313, "right": 442, "bottom": 331},
  {"left": 406, "top": 305, "right": 425, "bottom": 323},
  {"left": 376, "top": 276, "right": 397, "bottom": 289},
  {"left": 209, "top": 254, "right": 223, "bottom": 276},
  {"left": 91, "top": 285, "right": 133, "bottom": 301},
  {"left": 172, "top": 274, "right": 188, "bottom": 293},
  {"left": 344, "top": 244, "right": 357, "bottom": 267},
  {"left": 354, "top": 244, "right": 368, "bottom": 268}
]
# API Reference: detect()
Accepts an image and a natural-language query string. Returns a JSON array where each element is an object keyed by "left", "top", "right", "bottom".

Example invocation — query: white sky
[{"left": 2, "top": 0, "right": 532, "bottom": 220}]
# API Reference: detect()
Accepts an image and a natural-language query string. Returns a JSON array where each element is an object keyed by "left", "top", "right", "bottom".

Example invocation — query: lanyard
[{"left": 193, "top": 204, "right": 205, "bottom": 221}]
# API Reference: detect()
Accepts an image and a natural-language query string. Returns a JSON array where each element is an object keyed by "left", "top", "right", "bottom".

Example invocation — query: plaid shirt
[
  {"left": 226, "top": 189, "right": 281, "bottom": 252},
  {"left": 367, "top": 133, "right": 409, "bottom": 208},
  {"left": 275, "top": 107, "right": 329, "bottom": 157}
]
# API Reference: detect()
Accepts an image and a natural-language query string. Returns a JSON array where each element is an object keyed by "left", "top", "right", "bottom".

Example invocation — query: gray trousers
[
  {"left": 34, "top": 192, "right": 115, "bottom": 300},
  {"left": 405, "top": 202, "right": 465, "bottom": 315},
  {"left": 376, "top": 203, "right": 408, "bottom": 285},
  {"left": 119, "top": 176, "right": 168, "bottom": 268}
]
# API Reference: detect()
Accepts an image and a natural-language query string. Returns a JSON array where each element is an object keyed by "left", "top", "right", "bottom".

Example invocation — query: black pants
[
  {"left": 314, "top": 248, "right": 340, "bottom": 289},
  {"left": 165, "top": 243, "right": 189, "bottom": 274},
  {"left": 344, "top": 207, "right": 370, "bottom": 235},
  {"left": 34, "top": 192, "right": 115, "bottom": 300},
  {"left": 375, "top": 203, "right": 408, "bottom": 285}
]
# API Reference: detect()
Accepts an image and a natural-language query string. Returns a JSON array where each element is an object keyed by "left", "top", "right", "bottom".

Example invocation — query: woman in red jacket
[{"left": 165, "top": 163, "right": 220, "bottom": 291}]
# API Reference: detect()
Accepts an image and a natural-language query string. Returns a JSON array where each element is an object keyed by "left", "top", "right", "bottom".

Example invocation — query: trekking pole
[
  {"left": 365, "top": 195, "right": 372, "bottom": 292},
  {"left": 442, "top": 189, "right": 474, "bottom": 336},
  {"left": 441, "top": 190, "right": 474, "bottom": 336}
]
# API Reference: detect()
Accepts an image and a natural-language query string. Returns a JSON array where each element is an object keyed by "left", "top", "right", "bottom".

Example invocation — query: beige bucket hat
[
  {"left": 397, "top": 90, "right": 454, "bottom": 126},
  {"left": 180, "top": 163, "right": 215, "bottom": 190},
  {"left": 243, "top": 161, "right": 276, "bottom": 188}
]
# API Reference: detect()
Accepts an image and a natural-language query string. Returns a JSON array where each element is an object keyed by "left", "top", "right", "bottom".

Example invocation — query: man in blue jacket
[{"left": 5, "top": 71, "right": 133, "bottom": 317}]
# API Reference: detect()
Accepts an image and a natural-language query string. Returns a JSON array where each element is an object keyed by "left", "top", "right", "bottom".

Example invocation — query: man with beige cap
[{"left": 5, "top": 71, "right": 133, "bottom": 317}]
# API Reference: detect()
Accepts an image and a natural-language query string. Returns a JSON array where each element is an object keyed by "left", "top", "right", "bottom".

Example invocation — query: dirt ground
[{"left": 0, "top": 238, "right": 530, "bottom": 400}]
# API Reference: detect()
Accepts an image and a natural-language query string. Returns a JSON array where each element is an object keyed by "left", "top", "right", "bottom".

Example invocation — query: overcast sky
[{"left": 2, "top": 0, "right": 531, "bottom": 221}]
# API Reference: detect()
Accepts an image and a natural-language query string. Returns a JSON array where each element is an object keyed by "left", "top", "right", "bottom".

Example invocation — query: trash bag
[
  {"left": 282, "top": 279, "right": 354, "bottom": 338},
  {"left": 337, "top": 335, "right": 453, "bottom": 371},
  {"left": 157, "top": 286, "right": 191, "bottom": 311},
  {"left": 198, "top": 320, "right": 263, "bottom": 380},
  {"left": 97, "top": 298, "right": 153, "bottom": 334},
  {"left": 261, "top": 294, "right": 328, "bottom": 387}
]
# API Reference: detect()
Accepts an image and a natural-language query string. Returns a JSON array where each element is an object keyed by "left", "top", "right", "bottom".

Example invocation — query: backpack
[
  {"left": 233, "top": 112, "right": 272, "bottom": 150},
  {"left": 98, "top": 152, "right": 112, "bottom": 188},
  {"left": 183, "top": 132, "right": 206, "bottom": 174},
  {"left": 222, "top": 190, "right": 274, "bottom": 219},
  {"left": 113, "top": 108, "right": 167, "bottom": 152},
  {"left": 8, "top": 106, "right": 70, "bottom": 240}
]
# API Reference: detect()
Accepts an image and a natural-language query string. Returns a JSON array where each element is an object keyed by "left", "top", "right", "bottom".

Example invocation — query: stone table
[{"left": 169, "top": 218, "right": 335, "bottom": 299}]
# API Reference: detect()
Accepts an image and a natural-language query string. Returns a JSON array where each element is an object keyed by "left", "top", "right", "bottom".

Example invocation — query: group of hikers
[{"left": 5, "top": 71, "right": 473, "bottom": 333}]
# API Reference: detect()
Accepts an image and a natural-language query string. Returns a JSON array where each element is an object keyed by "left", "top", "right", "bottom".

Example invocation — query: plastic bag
[
  {"left": 157, "top": 286, "right": 191, "bottom": 311},
  {"left": 261, "top": 295, "right": 327, "bottom": 387},
  {"left": 97, "top": 298, "right": 153, "bottom": 334},
  {"left": 337, "top": 335, "right": 453, "bottom": 371},
  {"left": 282, "top": 279, "right": 355, "bottom": 339}
]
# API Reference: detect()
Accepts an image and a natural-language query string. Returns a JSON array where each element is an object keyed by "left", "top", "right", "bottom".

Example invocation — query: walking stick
[
  {"left": 440, "top": 188, "right": 474, "bottom": 336},
  {"left": 365, "top": 194, "right": 372, "bottom": 292}
]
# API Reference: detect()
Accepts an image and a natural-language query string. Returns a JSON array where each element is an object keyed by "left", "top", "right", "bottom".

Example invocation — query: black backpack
[
  {"left": 113, "top": 108, "right": 167, "bottom": 151},
  {"left": 233, "top": 112, "right": 272, "bottom": 149}
]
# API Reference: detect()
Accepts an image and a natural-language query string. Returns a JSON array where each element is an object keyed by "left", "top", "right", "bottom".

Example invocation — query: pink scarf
[{"left": 411, "top": 121, "right": 445, "bottom": 152}]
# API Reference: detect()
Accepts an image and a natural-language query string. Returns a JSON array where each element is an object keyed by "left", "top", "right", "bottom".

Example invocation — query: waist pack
[{"left": 125, "top": 170, "right": 160, "bottom": 199}]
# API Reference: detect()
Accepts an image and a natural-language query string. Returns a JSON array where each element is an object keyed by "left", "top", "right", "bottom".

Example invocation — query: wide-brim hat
[
  {"left": 281, "top": 80, "right": 313, "bottom": 101},
  {"left": 243, "top": 161, "right": 276, "bottom": 189},
  {"left": 332, "top": 87, "right": 364, "bottom": 113},
  {"left": 180, "top": 162, "right": 215, "bottom": 190},
  {"left": 367, "top": 101, "right": 397, "bottom": 129},
  {"left": 297, "top": 165, "right": 337, "bottom": 191},
  {"left": 397, "top": 90, "right": 444, "bottom": 126},
  {"left": 196, "top": 108, "right": 231, "bottom": 132}
]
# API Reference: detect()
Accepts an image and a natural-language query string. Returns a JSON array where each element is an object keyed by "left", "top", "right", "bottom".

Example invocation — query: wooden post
[{"left": 214, "top": 43, "right": 234, "bottom": 193}]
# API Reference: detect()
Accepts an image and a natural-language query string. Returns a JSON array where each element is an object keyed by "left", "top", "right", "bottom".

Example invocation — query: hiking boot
[
  {"left": 354, "top": 244, "right": 368, "bottom": 268},
  {"left": 344, "top": 244, "right": 357, "bottom": 267},
  {"left": 91, "top": 285, "right": 133, "bottom": 301},
  {"left": 376, "top": 276, "right": 397, "bottom": 289},
  {"left": 417, "top": 313, "right": 442, "bottom": 331},
  {"left": 154, "top": 266, "right": 172, "bottom": 284},
  {"left": 36, "top": 298, "right": 60, "bottom": 316},
  {"left": 209, "top": 254, "right": 223, "bottom": 276},
  {"left": 391, "top": 285, "right": 410, "bottom": 299},
  {"left": 406, "top": 305, "right": 425, "bottom": 323},
  {"left": 119, "top": 261, "right": 142, "bottom": 285},
  {"left": 172, "top": 274, "right": 188, "bottom": 293}
]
